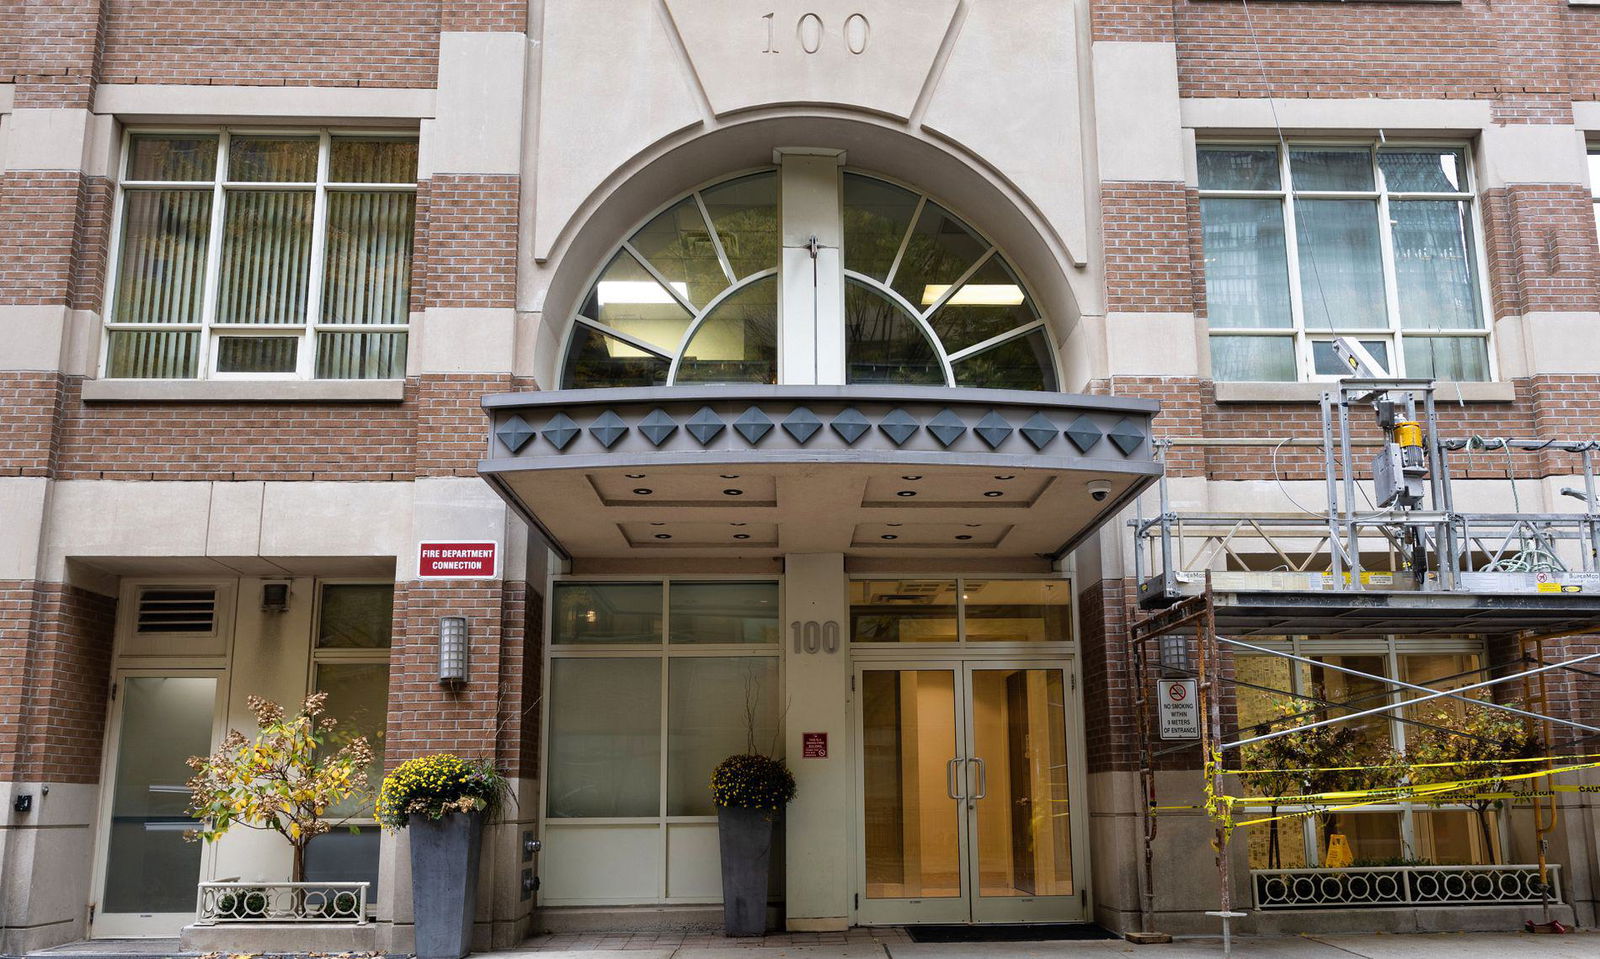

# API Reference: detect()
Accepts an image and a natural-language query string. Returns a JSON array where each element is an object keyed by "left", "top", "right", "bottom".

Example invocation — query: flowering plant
[
  {"left": 710, "top": 753, "right": 796, "bottom": 812},
  {"left": 186, "top": 693, "right": 373, "bottom": 882},
  {"left": 376, "top": 753, "right": 507, "bottom": 829}
]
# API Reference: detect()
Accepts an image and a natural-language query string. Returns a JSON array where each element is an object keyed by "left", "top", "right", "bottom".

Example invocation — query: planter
[
  {"left": 717, "top": 805, "right": 776, "bottom": 937},
  {"left": 409, "top": 810, "right": 485, "bottom": 959}
]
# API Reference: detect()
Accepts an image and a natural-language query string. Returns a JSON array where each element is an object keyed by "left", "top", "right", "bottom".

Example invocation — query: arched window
[{"left": 561, "top": 170, "right": 1057, "bottom": 391}]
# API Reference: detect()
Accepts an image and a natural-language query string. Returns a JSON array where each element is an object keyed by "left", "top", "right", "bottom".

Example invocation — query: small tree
[
  {"left": 1406, "top": 699, "right": 1541, "bottom": 865},
  {"left": 187, "top": 693, "right": 374, "bottom": 882},
  {"left": 1238, "top": 697, "right": 1404, "bottom": 868}
]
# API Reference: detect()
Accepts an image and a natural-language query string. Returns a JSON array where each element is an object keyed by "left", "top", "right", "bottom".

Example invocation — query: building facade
[{"left": 1, "top": 0, "right": 1599, "bottom": 952}]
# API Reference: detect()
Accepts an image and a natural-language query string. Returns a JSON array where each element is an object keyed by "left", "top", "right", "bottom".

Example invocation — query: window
[
  {"left": 104, "top": 131, "right": 416, "bottom": 380},
  {"left": 307, "top": 582, "right": 394, "bottom": 893},
  {"left": 1590, "top": 147, "right": 1600, "bottom": 249},
  {"left": 849, "top": 578, "right": 1072, "bottom": 644},
  {"left": 1198, "top": 144, "right": 1491, "bottom": 383},
  {"left": 561, "top": 171, "right": 1058, "bottom": 391},
  {"left": 1234, "top": 636, "right": 1499, "bottom": 869},
  {"left": 542, "top": 580, "right": 780, "bottom": 904}
]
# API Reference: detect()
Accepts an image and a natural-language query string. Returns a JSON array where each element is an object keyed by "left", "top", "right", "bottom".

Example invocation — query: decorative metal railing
[
  {"left": 195, "top": 881, "right": 370, "bottom": 923},
  {"left": 1251, "top": 864, "right": 1562, "bottom": 909}
]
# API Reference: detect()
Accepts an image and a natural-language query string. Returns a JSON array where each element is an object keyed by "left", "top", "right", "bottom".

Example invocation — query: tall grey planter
[
  {"left": 717, "top": 805, "right": 775, "bottom": 937},
  {"left": 409, "top": 811, "right": 485, "bottom": 959}
]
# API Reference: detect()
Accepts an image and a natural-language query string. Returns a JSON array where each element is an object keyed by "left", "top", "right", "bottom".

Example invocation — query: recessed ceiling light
[
  {"left": 955, "top": 535, "right": 973, "bottom": 541},
  {"left": 887, "top": 523, "right": 902, "bottom": 527},
  {"left": 901, "top": 475, "right": 922, "bottom": 481},
  {"left": 634, "top": 488, "right": 653, "bottom": 495},
  {"left": 720, "top": 474, "right": 740, "bottom": 479},
  {"left": 650, "top": 522, "right": 665, "bottom": 526},
  {"left": 983, "top": 491, "right": 1003, "bottom": 497},
  {"left": 897, "top": 490, "right": 917, "bottom": 497},
  {"left": 730, "top": 522, "right": 746, "bottom": 527},
  {"left": 723, "top": 489, "right": 743, "bottom": 496},
  {"left": 733, "top": 534, "right": 751, "bottom": 540},
  {"left": 994, "top": 475, "right": 1015, "bottom": 481},
  {"left": 654, "top": 533, "right": 672, "bottom": 539},
  {"left": 625, "top": 474, "right": 646, "bottom": 479},
  {"left": 881, "top": 534, "right": 898, "bottom": 540},
  {"left": 965, "top": 523, "right": 981, "bottom": 528}
]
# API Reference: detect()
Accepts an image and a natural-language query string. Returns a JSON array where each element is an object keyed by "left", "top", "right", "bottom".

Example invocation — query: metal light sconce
[
  {"left": 1159, "top": 634, "right": 1192, "bottom": 676},
  {"left": 260, "top": 582, "right": 290, "bottom": 613},
  {"left": 439, "top": 616, "right": 469, "bottom": 684}
]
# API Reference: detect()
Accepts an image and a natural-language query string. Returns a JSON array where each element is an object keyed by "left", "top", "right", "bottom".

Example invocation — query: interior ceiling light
[
  {"left": 733, "top": 533, "right": 751, "bottom": 540},
  {"left": 654, "top": 533, "right": 672, "bottom": 539},
  {"left": 994, "top": 475, "right": 1015, "bottom": 480},
  {"left": 901, "top": 475, "right": 922, "bottom": 481},
  {"left": 881, "top": 534, "right": 898, "bottom": 540},
  {"left": 626, "top": 473, "right": 646, "bottom": 479},
  {"left": 983, "top": 491, "right": 1003, "bottom": 497},
  {"left": 597, "top": 279, "right": 689, "bottom": 306},
  {"left": 633, "top": 488, "right": 653, "bottom": 495},
  {"left": 897, "top": 490, "right": 917, "bottom": 497},
  {"left": 956, "top": 535, "right": 973, "bottom": 541},
  {"left": 723, "top": 489, "right": 743, "bottom": 496},
  {"left": 921, "top": 283, "right": 1025, "bottom": 307},
  {"left": 719, "top": 474, "right": 740, "bottom": 479}
]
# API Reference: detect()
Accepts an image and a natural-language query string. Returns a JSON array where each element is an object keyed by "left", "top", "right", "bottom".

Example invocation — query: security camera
[{"left": 1086, "top": 480, "right": 1113, "bottom": 503}]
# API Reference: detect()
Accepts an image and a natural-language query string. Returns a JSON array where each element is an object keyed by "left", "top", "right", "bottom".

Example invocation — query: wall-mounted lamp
[
  {"left": 261, "top": 582, "right": 290, "bottom": 614},
  {"left": 439, "top": 616, "right": 469, "bottom": 684},
  {"left": 1158, "top": 635, "right": 1192, "bottom": 676}
]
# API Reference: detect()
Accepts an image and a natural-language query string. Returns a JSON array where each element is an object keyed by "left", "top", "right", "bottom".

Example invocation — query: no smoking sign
[{"left": 1158, "top": 679, "right": 1199, "bottom": 740}]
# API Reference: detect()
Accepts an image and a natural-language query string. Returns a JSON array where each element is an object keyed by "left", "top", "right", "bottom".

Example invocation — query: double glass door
[{"left": 856, "top": 661, "right": 1080, "bottom": 924}]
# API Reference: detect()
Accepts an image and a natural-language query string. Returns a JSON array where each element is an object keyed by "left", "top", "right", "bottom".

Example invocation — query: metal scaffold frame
[{"left": 1121, "top": 366, "right": 1600, "bottom": 951}]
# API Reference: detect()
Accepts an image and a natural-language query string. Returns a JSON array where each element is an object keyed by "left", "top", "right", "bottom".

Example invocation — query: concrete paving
[{"left": 493, "top": 932, "right": 1600, "bottom": 959}]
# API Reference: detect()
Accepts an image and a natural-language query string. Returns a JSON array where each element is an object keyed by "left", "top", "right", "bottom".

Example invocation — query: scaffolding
[{"left": 1123, "top": 370, "right": 1600, "bottom": 951}]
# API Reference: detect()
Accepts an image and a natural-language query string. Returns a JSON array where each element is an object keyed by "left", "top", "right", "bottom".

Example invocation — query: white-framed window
[
  {"left": 540, "top": 579, "right": 782, "bottom": 905},
  {"left": 1197, "top": 142, "right": 1493, "bottom": 383},
  {"left": 306, "top": 581, "right": 394, "bottom": 892},
  {"left": 561, "top": 169, "right": 1060, "bottom": 392},
  {"left": 1589, "top": 146, "right": 1600, "bottom": 247},
  {"left": 1234, "top": 635, "right": 1500, "bottom": 868},
  {"left": 102, "top": 129, "right": 417, "bottom": 380}
]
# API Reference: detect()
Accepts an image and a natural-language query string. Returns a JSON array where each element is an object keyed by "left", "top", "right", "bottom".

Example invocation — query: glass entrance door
[
  {"left": 92, "top": 673, "right": 221, "bottom": 937},
  {"left": 856, "top": 662, "right": 1080, "bottom": 924}
]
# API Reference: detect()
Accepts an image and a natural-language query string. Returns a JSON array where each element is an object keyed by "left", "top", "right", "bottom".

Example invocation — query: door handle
[
  {"left": 946, "top": 757, "right": 964, "bottom": 800},
  {"left": 967, "top": 757, "right": 988, "bottom": 800}
]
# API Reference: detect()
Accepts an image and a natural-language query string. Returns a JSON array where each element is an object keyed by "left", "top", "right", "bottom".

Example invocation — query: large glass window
[
  {"left": 1198, "top": 143, "right": 1490, "bottom": 383},
  {"left": 849, "top": 578, "right": 1072, "bottom": 644},
  {"left": 560, "top": 171, "right": 1058, "bottom": 391},
  {"left": 1234, "top": 637, "right": 1494, "bottom": 870},
  {"left": 105, "top": 132, "right": 416, "bottom": 380},
  {"left": 308, "top": 583, "right": 393, "bottom": 893},
  {"left": 542, "top": 580, "right": 780, "bottom": 904}
]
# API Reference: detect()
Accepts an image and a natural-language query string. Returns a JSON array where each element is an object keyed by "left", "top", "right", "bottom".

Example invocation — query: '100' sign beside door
[
  {"left": 791, "top": 620, "right": 841, "bottom": 654},
  {"left": 761, "top": 12, "right": 870, "bottom": 54}
]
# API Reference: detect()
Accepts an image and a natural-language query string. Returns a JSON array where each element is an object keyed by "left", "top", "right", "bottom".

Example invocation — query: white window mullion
[
  {"left": 1277, "top": 146, "right": 1312, "bottom": 380},
  {"left": 197, "top": 133, "right": 230, "bottom": 379},
  {"left": 1374, "top": 173, "right": 1405, "bottom": 376},
  {"left": 300, "top": 131, "right": 333, "bottom": 380}
]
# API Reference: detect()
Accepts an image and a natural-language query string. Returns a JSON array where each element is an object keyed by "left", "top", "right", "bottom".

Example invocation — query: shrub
[
  {"left": 377, "top": 754, "right": 507, "bottom": 828},
  {"left": 711, "top": 754, "right": 796, "bottom": 812},
  {"left": 217, "top": 889, "right": 268, "bottom": 919}
]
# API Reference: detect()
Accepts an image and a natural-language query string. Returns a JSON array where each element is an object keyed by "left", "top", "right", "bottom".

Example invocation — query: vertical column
[
  {"left": 781, "top": 553, "right": 850, "bottom": 929},
  {"left": 777, "top": 150, "right": 845, "bottom": 386}
]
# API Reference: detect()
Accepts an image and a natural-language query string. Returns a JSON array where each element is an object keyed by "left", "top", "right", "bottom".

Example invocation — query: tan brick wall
[
  {"left": 0, "top": 372, "right": 66, "bottom": 478},
  {"left": 1481, "top": 185, "right": 1600, "bottom": 319},
  {"left": 1102, "top": 182, "right": 1194, "bottom": 315},
  {"left": 98, "top": 0, "right": 442, "bottom": 88},
  {"left": 441, "top": 0, "right": 525, "bottom": 33},
  {"left": 415, "top": 374, "right": 530, "bottom": 478},
  {"left": 56, "top": 378, "right": 418, "bottom": 481},
  {"left": 8, "top": 0, "right": 107, "bottom": 108},
  {"left": 386, "top": 579, "right": 539, "bottom": 777},
  {"left": 416, "top": 174, "right": 520, "bottom": 310},
  {"left": 0, "top": 582, "right": 117, "bottom": 784}
]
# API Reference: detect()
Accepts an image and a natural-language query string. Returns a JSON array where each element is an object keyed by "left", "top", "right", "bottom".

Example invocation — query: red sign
[
  {"left": 418, "top": 541, "right": 499, "bottom": 579},
  {"left": 802, "top": 732, "right": 828, "bottom": 759}
]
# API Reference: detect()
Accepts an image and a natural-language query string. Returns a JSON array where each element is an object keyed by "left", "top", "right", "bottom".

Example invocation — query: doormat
[{"left": 904, "top": 924, "right": 1119, "bottom": 942}]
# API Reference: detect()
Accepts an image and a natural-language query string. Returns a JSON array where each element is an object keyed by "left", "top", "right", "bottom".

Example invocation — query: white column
[
  {"left": 777, "top": 149, "right": 845, "bottom": 385},
  {"left": 782, "top": 552, "right": 850, "bottom": 929}
]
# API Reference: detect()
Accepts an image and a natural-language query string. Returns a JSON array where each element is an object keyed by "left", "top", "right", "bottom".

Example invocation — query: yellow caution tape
[{"left": 1218, "top": 752, "right": 1600, "bottom": 776}]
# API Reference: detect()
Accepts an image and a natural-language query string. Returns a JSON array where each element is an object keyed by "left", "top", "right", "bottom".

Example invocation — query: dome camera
[{"left": 1086, "top": 479, "right": 1113, "bottom": 503}]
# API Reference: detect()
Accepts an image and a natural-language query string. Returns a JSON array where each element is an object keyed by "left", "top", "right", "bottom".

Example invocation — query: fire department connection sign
[
  {"left": 418, "top": 541, "right": 499, "bottom": 579},
  {"left": 1159, "top": 679, "right": 1199, "bottom": 740}
]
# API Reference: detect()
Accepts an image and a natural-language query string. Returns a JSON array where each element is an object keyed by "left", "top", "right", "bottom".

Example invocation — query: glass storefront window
[
  {"left": 851, "top": 580, "right": 959, "bottom": 643},
  {"left": 547, "top": 657, "right": 663, "bottom": 818},
  {"left": 669, "top": 582, "right": 779, "bottom": 644},
  {"left": 963, "top": 580, "right": 1071, "bottom": 642},
  {"left": 849, "top": 578, "right": 1072, "bottom": 644},
  {"left": 552, "top": 582, "right": 663, "bottom": 644},
  {"left": 668, "top": 657, "right": 780, "bottom": 815},
  {"left": 317, "top": 584, "right": 394, "bottom": 648}
]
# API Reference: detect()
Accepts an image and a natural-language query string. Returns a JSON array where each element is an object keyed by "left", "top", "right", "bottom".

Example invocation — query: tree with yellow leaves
[{"left": 186, "top": 693, "right": 374, "bottom": 882}]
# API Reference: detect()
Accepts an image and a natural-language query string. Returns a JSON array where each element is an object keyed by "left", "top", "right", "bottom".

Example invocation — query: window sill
[
  {"left": 81, "top": 379, "right": 406, "bottom": 403},
  {"left": 1214, "top": 381, "right": 1515, "bottom": 404}
]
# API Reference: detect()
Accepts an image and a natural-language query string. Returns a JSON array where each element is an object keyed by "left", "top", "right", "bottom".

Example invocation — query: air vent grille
[{"left": 136, "top": 587, "right": 218, "bottom": 634}]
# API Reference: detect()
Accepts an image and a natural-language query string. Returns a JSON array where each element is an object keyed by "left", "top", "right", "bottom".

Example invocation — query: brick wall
[
  {"left": 1480, "top": 185, "right": 1600, "bottom": 318},
  {"left": 386, "top": 579, "right": 538, "bottom": 772},
  {"left": 0, "top": 372, "right": 66, "bottom": 477},
  {"left": 0, "top": 582, "right": 117, "bottom": 784},
  {"left": 1102, "top": 182, "right": 1193, "bottom": 314},
  {"left": 0, "top": 171, "right": 107, "bottom": 307},
  {"left": 417, "top": 175, "right": 521, "bottom": 310},
  {"left": 98, "top": 0, "right": 442, "bottom": 88}
]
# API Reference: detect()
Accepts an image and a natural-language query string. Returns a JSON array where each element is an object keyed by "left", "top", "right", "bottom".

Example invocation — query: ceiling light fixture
[
  {"left": 920, "top": 283, "right": 1025, "bottom": 307},
  {"left": 633, "top": 488, "right": 652, "bottom": 495},
  {"left": 983, "top": 491, "right": 1003, "bottom": 497},
  {"left": 596, "top": 279, "right": 689, "bottom": 306}
]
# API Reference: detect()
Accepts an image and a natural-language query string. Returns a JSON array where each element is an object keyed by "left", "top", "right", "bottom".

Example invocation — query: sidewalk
[{"left": 494, "top": 931, "right": 1600, "bottom": 959}]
